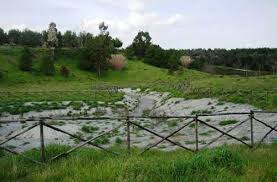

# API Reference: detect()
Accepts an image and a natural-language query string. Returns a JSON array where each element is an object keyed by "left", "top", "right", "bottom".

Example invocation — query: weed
[
  {"left": 219, "top": 120, "right": 239, "bottom": 126},
  {"left": 81, "top": 125, "right": 99, "bottom": 133}
]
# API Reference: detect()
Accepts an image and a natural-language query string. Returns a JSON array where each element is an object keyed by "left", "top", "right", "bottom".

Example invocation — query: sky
[{"left": 0, "top": 0, "right": 276, "bottom": 49}]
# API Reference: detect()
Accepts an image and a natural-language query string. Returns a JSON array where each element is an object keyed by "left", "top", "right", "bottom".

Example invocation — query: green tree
[
  {"left": 20, "top": 29, "right": 42, "bottom": 47},
  {"left": 62, "top": 31, "right": 78, "bottom": 47},
  {"left": 80, "top": 34, "right": 113, "bottom": 77},
  {"left": 0, "top": 28, "right": 7, "bottom": 45},
  {"left": 40, "top": 51, "right": 55, "bottom": 75},
  {"left": 78, "top": 32, "right": 93, "bottom": 47},
  {"left": 112, "top": 38, "right": 123, "bottom": 48},
  {"left": 145, "top": 44, "right": 167, "bottom": 67},
  {"left": 130, "top": 31, "right": 152, "bottom": 58},
  {"left": 8, "top": 29, "right": 21, "bottom": 44},
  {"left": 19, "top": 47, "right": 33, "bottom": 71}
]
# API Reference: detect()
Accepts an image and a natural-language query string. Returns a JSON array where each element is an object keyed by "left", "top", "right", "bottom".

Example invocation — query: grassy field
[
  {"left": 0, "top": 47, "right": 276, "bottom": 110},
  {"left": 0, "top": 144, "right": 276, "bottom": 181}
]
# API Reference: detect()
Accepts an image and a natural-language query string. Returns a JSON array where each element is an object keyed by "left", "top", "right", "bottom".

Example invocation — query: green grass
[
  {"left": 47, "top": 120, "right": 66, "bottom": 126},
  {"left": 191, "top": 109, "right": 212, "bottom": 115},
  {"left": 0, "top": 47, "right": 276, "bottom": 110},
  {"left": 81, "top": 125, "right": 99, "bottom": 133},
  {"left": 219, "top": 119, "right": 239, "bottom": 126},
  {"left": 0, "top": 144, "right": 276, "bottom": 181}
]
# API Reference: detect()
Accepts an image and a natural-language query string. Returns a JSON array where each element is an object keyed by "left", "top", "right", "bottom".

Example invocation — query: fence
[{"left": 0, "top": 110, "right": 276, "bottom": 165}]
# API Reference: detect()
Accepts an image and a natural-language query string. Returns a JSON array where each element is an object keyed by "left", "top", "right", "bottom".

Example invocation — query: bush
[
  {"left": 173, "top": 147, "right": 244, "bottom": 180},
  {"left": 219, "top": 120, "right": 239, "bottom": 126},
  {"left": 60, "top": 65, "right": 70, "bottom": 77},
  {"left": 109, "top": 54, "right": 127, "bottom": 70},
  {"left": 81, "top": 125, "right": 99, "bottom": 133},
  {"left": 19, "top": 47, "right": 33, "bottom": 71},
  {"left": 79, "top": 35, "right": 113, "bottom": 77},
  {"left": 40, "top": 51, "right": 55, "bottom": 75},
  {"left": 189, "top": 57, "right": 206, "bottom": 70},
  {"left": 180, "top": 56, "right": 193, "bottom": 68},
  {"left": 145, "top": 44, "right": 167, "bottom": 68}
]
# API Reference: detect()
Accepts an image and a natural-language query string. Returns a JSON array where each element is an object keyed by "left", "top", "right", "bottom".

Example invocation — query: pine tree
[{"left": 19, "top": 47, "right": 33, "bottom": 71}]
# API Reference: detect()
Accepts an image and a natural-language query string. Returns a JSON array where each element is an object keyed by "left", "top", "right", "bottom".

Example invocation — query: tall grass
[
  {"left": 109, "top": 54, "right": 127, "bottom": 71},
  {"left": 0, "top": 144, "right": 276, "bottom": 181}
]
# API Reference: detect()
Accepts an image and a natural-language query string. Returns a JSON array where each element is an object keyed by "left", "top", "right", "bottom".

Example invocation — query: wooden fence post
[
  {"left": 39, "top": 119, "right": 46, "bottom": 162},
  {"left": 250, "top": 111, "right": 254, "bottom": 148},
  {"left": 194, "top": 116, "right": 199, "bottom": 152},
  {"left": 126, "top": 116, "right": 131, "bottom": 155}
]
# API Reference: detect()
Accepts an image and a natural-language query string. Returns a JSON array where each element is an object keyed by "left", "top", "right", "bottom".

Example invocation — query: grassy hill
[{"left": 0, "top": 47, "right": 276, "bottom": 110}]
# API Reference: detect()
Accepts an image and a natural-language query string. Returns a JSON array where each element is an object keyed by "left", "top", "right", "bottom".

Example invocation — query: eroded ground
[{"left": 0, "top": 88, "right": 276, "bottom": 152}]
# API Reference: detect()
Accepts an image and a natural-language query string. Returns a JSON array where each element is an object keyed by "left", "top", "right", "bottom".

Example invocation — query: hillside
[{"left": 0, "top": 47, "right": 276, "bottom": 110}]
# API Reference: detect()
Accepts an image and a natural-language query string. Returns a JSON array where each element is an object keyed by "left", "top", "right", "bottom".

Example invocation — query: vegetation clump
[
  {"left": 59, "top": 65, "right": 70, "bottom": 77},
  {"left": 219, "top": 119, "right": 239, "bottom": 126},
  {"left": 81, "top": 125, "right": 99, "bottom": 133},
  {"left": 40, "top": 51, "right": 55, "bottom": 75},
  {"left": 109, "top": 54, "right": 127, "bottom": 70},
  {"left": 19, "top": 47, "right": 33, "bottom": 71},
  {"left": 191, "top": 109, "right": 212, "bottom": 115}
]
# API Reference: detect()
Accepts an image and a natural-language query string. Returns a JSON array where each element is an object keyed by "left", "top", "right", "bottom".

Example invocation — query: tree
[
  {"left": 145, "top": 44, "right": 167, "bottom": 67},
  {"left": 8, "top": 29, "right": 21, "bottom": 44},
  {"left": 167, "top": 51, "right": 181, "bottom": 72},
  {"left": 40, "top": 51, "right": 55, "bottom": 75},
  {"left": 80, "top": 34, "right": 113, "bottom": 77},
  {"left": 0, "top": 28, "right": 7, "bottom": 45},
  {"left": 112, "top": 38, "right": 123, "bottom": 48},
  {"left": 130, "top": 31, "right": 152, "bottom": 58},
  {"left": 20, "top": 29, "right": 42, "bottom": 47},
  {"left": 78, "top": 32, "right": 93, "bottom": 47},
  {"left": 79, "top": 22, "right": 113, "bottom": 77},
  {"left": 42, "top": 30, "right": 48, "bottom": 45},
  {"left": 62, "top": 31, "right": 78, "bottom": 47},
  {"left": 19, "top": 47, "right": 33, "bottom": 71},
  {"left": 125, "top": 45, "right": 135, "bottom": 59}
]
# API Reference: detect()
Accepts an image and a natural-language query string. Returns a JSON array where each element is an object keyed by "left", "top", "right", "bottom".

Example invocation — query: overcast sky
[{"left": 0, "top": 0, "right": 276, "bottom": 49}]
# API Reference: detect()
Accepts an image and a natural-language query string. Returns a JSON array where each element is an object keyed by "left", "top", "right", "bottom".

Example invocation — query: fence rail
[{"left": 0, "top": 110, "right": 276, "bottom": 164}]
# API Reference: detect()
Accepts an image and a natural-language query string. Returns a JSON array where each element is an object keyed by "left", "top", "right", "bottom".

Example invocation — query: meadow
[
  {"left": 0, "top": 47, "right": 276, "bottom": 110},
  {"left": 0, "top": 47, "right": 276, "bottom": 181}
]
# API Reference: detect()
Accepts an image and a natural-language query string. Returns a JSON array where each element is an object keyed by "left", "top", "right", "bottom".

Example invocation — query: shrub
[
  {"left": 173, "top": 147, "right": 244, "bottom": 180},
  {"left": 0, "top": 71, "right": 3, "bottom": 79},
  {"left": 81, "top": 125, "right": 99, "bottom": 133},
  {"left": 219, "top": 119, "right": 239, "bottom": 126},
  {"left": 60, "top": 65, "right": 70, "bottom": 77},
  {"left": 19, "top": 47, "right": 33, "bottom": 71},
  {"left": 180, "top": 56, "right": 193, "bottom": 68},
  {"left": 40, "top": 51, "right": 55, "bottom": 75},
  {"left": 145, "top": 44, "right": 167, "bottom": 67},
  {"left": 79, "top": 34, "right": 113, "bottom": 77},
  {"left": 115, "top": 137, "right": 123, "bottom": 144},
  {"left": 109, "top": 54, "right": 127, "bottom": 70}
]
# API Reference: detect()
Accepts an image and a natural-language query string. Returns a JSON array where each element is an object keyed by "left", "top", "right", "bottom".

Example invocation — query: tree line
[
  {"left": 0, "top": 27, "right": 122, "bottom": 48},
  {"left": 125, "top": 31, "right": 277, "bottom": 72},
  {"left": 0, "top": 26, "right": 276, "bottom": 73}
]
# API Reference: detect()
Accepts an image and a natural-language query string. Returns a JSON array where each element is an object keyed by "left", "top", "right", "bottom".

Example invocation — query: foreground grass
[
  {"left": 0, "top": 47, "right": 276, "bottom": 110},
  {"left": 0, "top": 144, "right": 276, "bottom": 181}
]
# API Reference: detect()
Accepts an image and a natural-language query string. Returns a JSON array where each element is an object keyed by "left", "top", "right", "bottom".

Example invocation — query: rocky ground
[{"left": 0, "top": 88, "right": 276, "bottom": 152}]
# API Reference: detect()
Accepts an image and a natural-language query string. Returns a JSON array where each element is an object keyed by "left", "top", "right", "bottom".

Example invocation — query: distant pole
[
  {"left": 195, "top": 116, "right": 199, "bottom": 152},
  {"left": 126, "top": 116, "right": 131, "bottom": 155},
  {"left": 40, "top": 119, "right": 46, "bottom": 162},
  {"left": 250, "top": 111, "right": 254, "bottom": 148}
]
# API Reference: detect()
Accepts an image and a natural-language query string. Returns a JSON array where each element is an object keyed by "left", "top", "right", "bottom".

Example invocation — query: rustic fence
[{"left": 0, "top": 110, "right": 276, "bottom": 165}]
